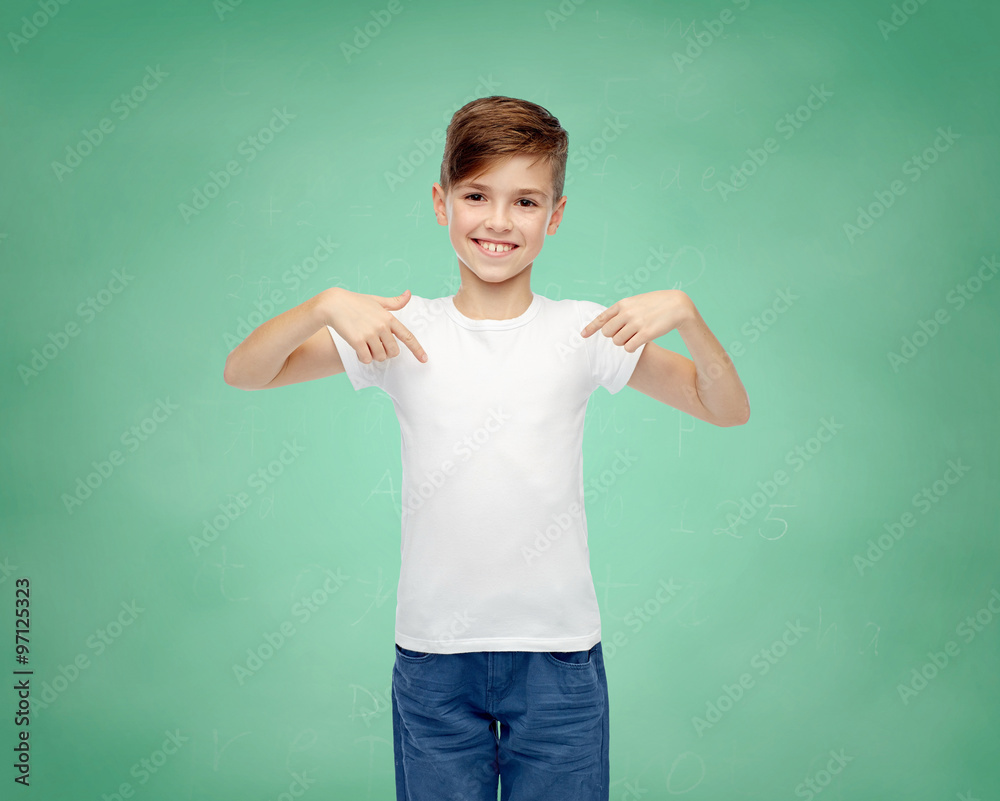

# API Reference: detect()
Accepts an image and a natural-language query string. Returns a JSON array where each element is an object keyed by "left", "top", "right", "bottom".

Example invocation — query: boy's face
[{"left": 433, "top": 154, "right": 566, "bottom": 288}]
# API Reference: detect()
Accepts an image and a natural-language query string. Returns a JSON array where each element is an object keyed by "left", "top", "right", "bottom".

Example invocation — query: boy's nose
[{"left": 486, "top": 210, "right": 512, "bottom": 232}]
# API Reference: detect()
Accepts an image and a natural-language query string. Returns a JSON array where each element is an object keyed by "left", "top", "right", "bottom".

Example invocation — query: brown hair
[{"left": 439, "top": 96, "right": 569, "bottom": 208}]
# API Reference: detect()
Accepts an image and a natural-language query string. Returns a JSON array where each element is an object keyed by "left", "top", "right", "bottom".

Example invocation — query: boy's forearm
[
  {"left": 677, "top": 306, "right": 750, "bottom": 426},
  {"left": 223, "top": 288, "right": 338, "bottom": 389}
]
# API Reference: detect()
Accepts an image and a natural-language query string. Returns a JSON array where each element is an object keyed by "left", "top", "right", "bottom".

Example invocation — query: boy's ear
[
  {"left": 547, "top": 195, "right": 567, "bottom": 234},
  {"left": 432, "top": 182, "right": 448, "bottom": 226}
]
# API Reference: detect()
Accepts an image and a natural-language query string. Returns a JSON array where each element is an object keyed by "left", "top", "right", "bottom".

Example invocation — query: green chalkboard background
[{"left": 3, "top": 0, "right": 999, "bottom": 798}]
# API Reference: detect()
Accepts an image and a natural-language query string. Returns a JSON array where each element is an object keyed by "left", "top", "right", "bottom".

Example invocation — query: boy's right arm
[{"left": 223, "top": 287, "right": 427, "bottom": 391}]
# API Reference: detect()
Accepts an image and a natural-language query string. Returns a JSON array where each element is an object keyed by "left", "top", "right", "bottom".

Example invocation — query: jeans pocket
[
  {"left": 395, "top": 643, "right": 433, "bottom": 660},
  {"left": 545, "top": 648, "right": 591, "bottom": 667}
]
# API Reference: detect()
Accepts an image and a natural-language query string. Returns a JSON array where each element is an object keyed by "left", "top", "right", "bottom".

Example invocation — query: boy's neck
[{"left": 452, "top": 274, "right": 534, "bottom": 321}]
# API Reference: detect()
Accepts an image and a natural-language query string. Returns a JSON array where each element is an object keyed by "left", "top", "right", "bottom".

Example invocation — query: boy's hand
[
  {"left": 580, "top": 290, "right": 696, "bottom": 352},
  {"left": 326, "top": 288, "right": 428, "bottom": 364}
]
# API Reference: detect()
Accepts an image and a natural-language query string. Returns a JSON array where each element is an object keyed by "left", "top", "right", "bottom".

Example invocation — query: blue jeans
[{"left": 391, "top": 641, "right": 609, "bottom": 801}]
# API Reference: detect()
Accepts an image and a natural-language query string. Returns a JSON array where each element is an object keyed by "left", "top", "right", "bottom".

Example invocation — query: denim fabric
[{"left": 391, "top": 641, "right": 609, "bottom": 800}]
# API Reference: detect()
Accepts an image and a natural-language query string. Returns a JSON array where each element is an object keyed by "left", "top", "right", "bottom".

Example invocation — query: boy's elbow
[
  {"left": 223, "top": 355, "right": 253, "bottom": 390},
  {"left": 725, "top": 406, "right": 751, "bottom": 427},
  {"left": 223, "top": 356, "right": 239, "bottom": 388},
  {"left": 223, "top": 370, "right": 261, "bottom": 391},
  {"left": 707, "top": 404, "right": 750, "bottom": 427}
]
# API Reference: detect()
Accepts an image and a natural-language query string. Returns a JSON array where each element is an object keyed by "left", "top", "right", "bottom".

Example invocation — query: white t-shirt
[{"left": 326, "top": 292, "right": 645, "bottom": 653}]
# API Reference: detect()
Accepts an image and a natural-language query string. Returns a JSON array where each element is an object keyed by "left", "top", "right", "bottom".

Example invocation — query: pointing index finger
[
  {"left": 580, "top": 308, "right": 609, "bottom": 338},
  {"left": 391, "top": 319, "right": 428, "bottom": 363}
]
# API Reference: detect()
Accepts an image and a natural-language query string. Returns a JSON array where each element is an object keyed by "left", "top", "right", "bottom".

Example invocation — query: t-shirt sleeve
[
  {"left": 326, "top": 323, "right": 390, "bottom": 391},
  {"left": 575, "top": 300, "right": 647, "bottom": 395}
]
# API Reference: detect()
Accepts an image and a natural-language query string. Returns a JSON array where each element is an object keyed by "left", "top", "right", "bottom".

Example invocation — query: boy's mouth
[{"left": 472, "top": 238, "right": 519, "bottom": 256}]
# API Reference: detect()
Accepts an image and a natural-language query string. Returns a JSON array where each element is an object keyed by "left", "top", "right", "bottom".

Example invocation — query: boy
[{"left": 224, "top": 96, "right": 750, "bottom": 801}]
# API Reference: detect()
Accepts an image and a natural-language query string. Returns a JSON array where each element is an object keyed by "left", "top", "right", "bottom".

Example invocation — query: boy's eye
[{"left": 464, "top": 193, "right": 536, "bottom": 207}]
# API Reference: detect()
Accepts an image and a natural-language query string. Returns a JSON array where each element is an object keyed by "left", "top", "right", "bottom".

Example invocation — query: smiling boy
[{"left": 223, "top": 95, "right": 749, "bottom": 801}]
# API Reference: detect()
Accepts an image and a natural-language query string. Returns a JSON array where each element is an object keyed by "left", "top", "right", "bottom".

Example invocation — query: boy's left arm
[{"left": 580, "top": 289, "right": 750, "bottom": 427}]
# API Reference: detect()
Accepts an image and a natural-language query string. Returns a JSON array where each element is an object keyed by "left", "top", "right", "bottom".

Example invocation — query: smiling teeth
[{"left": 477, "top": 239, "right": 514, "bottom": 252}]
